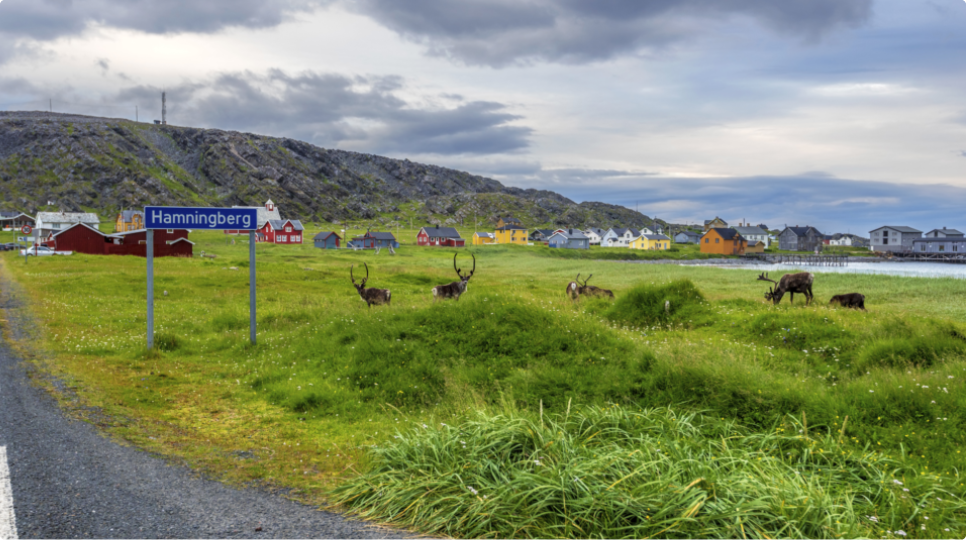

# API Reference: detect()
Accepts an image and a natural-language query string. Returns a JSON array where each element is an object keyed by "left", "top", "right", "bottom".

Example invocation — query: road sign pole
[
  {"left": 147, "top": 229, "right": 154, "bottom": 349},
  {"left": 250, "top": 230, "right": 256, "bottom": 345}
]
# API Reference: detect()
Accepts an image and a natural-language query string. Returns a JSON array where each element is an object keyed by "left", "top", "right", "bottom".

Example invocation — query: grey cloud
[
  {"left": 0, "top": 0, "right": 329, "bottom": 41},
  {"left": 505, "top": 169, "right": 966, "bottom": 234},
  {"left": 347, "top": 0, "right": 872, "bottom": 66},
  {"left": 113, "top": 69, "right": 530, "bottom": 156}
]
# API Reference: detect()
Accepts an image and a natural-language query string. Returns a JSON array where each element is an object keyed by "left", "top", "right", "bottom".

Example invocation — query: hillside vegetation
[
  {"left": 0, "top": 111, "right": 659, "bottom": 230},
  {"left": 4, "top": 237, "right": 966, "bottom": 538}
]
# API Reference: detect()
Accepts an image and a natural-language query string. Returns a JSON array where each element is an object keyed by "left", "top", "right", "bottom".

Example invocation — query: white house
[
  {"left": 227, "top": 199, "right": 281, "bottom": 234},
  {"left": 35, "top": 212, "right": 100, "bottom": 237},
  {"left": 733, "top": 226, "right": 771, "bottom": 248},
  {"left": 583, "top": 227, "right": 605, "bottom": 245},
  {"left": 601, "top": 227, "right": 646, "bottom": 247},
  {"left": 869, "top": 226, "right": 921, "bottom": 252}
]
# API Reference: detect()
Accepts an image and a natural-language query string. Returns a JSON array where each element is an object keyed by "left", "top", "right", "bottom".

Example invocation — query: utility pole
[
  {"left": 136, "top": 106, "right": 139, "bottom": 122},
  {"left": 162, "top": 91, "right": 167, "bottom": 125}
]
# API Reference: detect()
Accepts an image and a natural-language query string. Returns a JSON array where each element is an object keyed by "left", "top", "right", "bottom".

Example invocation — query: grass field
[{"left": 3, "top": 229, "right": 965, "bottom": 538}]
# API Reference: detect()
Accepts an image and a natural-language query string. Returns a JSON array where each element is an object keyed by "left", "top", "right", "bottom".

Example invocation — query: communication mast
[{"left": 162, "top": 91, "right": 167, "bottom": 125}]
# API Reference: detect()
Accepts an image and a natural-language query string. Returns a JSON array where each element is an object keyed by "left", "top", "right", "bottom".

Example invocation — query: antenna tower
[{"left": 162, "top": 91, "right": 167, "bottom": 125}]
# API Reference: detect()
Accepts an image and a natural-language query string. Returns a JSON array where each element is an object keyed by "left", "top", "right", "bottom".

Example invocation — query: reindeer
[
  {"left": 567, "top": 273, "right": 614, "bottom": 302},
  {"left": 757, "top": 272, "right": 814, "bottom": 306},
  {"left": 829, "top": 293, "right": 866, "bottom": 310},
  {"left": 432, "top": 253, "right": 475, "bottom": 302},
  {"left": 350, "top": 263, "right": 391, "bottom": 307}
]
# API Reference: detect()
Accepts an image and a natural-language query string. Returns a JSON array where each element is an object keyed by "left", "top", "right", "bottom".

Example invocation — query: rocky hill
[{"left": 0, "top": 111, "right": 662, "bottom": 230}]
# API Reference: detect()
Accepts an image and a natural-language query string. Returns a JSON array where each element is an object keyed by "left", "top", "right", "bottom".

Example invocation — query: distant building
[
  {"left": 601, "top": 227, "right": 641, "bottom": 248},
  {"left": 496, "top": 217, "right": 523, "bottom": 229},
  {"left": 36, "top": 212, "right": 100, "bottom": 237},
  {"left": 528, "top": 229, "right": 556, "bottom": 243},
  {"left": 0, "top": 212, "right": 34, "bottom": 231},
  {"left": 674, "top": 231, "right": 701, "bottom": 244},
  {"left": 923, "top": 227, "right": 964, "bottom": 239},
  {"left": 313, "top": 231, "right": 341, "bottom": 249},
  {"left": 472, "top": 232, "right": 496, "bottom": 245},
  {"left": 114, "top": 210, "right": 144, "bottom": 233},
  {"left": 912, "top": 237, "right": 966, "bottom": 254},
  {"left": 703, "top": 217, "right": 728, "bottom": 232},
  {"left": 225, "top": 199, "right": 280, "bottom": 234},
  {"left": 547, "top": 229, "right": 590, "bottom": 250},
  {"left": 583, "top": 227, "right": 605, "bottom": 245},
  {"left": 733, "top": 225, "right": 771, "bottom": 248},
  {"left": 46, "top": 223, "right": 192, "bottom": 257},
  {"left": 630, "top": 234, "right": 671, "bottom": 251},
  {"left": 417, "top": 225, "right": 465, "bottom": 247},
  {"left": 745, "top": 240, "right": 765, "bottom": 254},
  {"left": 494, "top": 225, "right": 527, "bottom": 245},
  {"left": 777, "top": 226, "right": 823, "bottom": 252},
  {"left": 869, "top": 226, "right": 921, "bottom": 252},
  {"left": 700, "top": 228, "right": 746, "bottom": 255},
  {"left": 349, "top": 231, "right": 399, "bottom": 250},
  {"left": 260, "top": 219, "right": 304, "bottom": 244}
]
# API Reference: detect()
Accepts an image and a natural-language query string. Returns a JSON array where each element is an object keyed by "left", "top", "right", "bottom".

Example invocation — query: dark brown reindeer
[
  {"left": 757, "top": 272, "right": 814, "bottom": 306},
  {"left": 432, "top": 253, "right": 475, "bottom": 302},
  {"left": 829, "top": 293, "right": 866, "bottom": 310},
  {"left": 351, "top": 263, "right": 391, "bottom": 307},
  {"left": 567, "top": 273, "right": 614, "bottom": 302}
]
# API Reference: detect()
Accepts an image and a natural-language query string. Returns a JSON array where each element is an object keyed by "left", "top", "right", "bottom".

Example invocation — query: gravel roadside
[{"left": 0, "top": 265, "right": 413, "bottom": 539}]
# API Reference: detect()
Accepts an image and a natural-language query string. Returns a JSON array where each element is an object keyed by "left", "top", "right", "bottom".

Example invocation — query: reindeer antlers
[
  {"left": 454, "top": 253, "right": 477, "bottom": 280},
  {"left": 757, "top": 272, "right": 778, "bottom": 284},
  {"left": 351, "top": 263, "right": 369, "bottom": 287}
]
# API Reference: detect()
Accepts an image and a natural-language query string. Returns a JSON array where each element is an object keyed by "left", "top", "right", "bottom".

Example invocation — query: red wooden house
[
  {"left": 46, "top": 223, "right": 193, "bottom": 257},
  {"left": 258, "top": 220, "right": 304, "bottom": 244},
  {"left": 417, "top": 225, "right": 465, "bottom": 247}
]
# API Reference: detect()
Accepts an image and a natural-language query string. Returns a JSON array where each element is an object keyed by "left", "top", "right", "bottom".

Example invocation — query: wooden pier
[
  {"left": 888, "top": 252, "right": 966, "bottom": 264},
  {"left": 743, "top": 254, "right": 849, "bottom": 267}
]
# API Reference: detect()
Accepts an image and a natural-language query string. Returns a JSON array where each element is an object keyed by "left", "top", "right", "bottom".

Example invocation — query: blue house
[
  {"left": 548, "top": 229, "right": 590, "bottom": 250},
  {"left": 349, "top": 231, "right": 399, "bottom": 249},
  {"left": 313, "top": 231, "right": 341, "bottom": 249}
]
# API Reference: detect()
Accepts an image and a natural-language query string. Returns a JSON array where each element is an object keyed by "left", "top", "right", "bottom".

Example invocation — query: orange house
[{"left": 701, "top": 228, "right": 746, "bottom": 255}]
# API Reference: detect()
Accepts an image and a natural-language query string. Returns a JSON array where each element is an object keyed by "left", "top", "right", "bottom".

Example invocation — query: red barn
[
  {"left": 259, "top": 220, "right": 304, "bottom": 244},
  {"left": 47, "top": 224, "right": 193, "bottom": 257},
  {"left": 417, "top": 225, "right": 465, "bottom": 247}
]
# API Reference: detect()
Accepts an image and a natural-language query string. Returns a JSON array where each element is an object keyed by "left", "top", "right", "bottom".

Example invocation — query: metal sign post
[{"left": 143, "top": 206, "right": 259, "bottom": 350}]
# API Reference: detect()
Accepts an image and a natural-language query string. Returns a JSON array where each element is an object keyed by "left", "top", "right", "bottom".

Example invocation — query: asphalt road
[{"left": 0, "top": 272, "right": 411, "bottom": 539}]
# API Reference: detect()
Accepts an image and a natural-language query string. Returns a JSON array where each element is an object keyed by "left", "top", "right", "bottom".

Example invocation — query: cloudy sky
[{"left": 1, "top": 0, "right": 964, "bottom": 233}]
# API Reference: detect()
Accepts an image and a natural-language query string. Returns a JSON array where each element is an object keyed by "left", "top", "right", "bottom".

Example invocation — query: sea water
[{"left": 711, "top": 261, "right": 966, "bottom": 279}]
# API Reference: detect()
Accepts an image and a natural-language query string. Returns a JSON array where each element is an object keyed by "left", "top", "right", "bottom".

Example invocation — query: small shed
[
  {"left": 745, "top": 240, "right": 765, "bottom": 254},
  {"left": 350, "top": 231, "right": 399, "bottom": 249},
  {"left": 528, "top": 229, "right": 555, "bottom": 243},
  {"left": 547, "top": 229, "right": 590, "bottom": 250},
  {"left": 313, "top": 231, "right": 341, "bottom": 249}
]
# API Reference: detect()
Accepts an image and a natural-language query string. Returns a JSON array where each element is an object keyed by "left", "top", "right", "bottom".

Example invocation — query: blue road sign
[{"left": 144, "top": 206, "right": 258, "bottom": 230}]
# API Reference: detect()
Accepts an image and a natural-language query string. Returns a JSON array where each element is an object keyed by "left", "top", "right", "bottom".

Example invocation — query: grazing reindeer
[
  {"left": 350, "top": 263, "right": 391, "bottom": 307},
  {"left": 568, "top": 273, "right": 614, "bottom": 302},
  {"left": 432, "top": 253, "right": 476, "bottom": 302},
  {"left": 829, "top": 293, "right": 866, "bottom": 310},
  {"left": 757, "top": 272, "right": 814, "bottom": 306}
]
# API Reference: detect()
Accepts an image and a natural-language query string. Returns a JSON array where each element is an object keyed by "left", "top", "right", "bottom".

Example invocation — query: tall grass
[{"left": 333, "top": 405, "right": 966, "bottom": 539}]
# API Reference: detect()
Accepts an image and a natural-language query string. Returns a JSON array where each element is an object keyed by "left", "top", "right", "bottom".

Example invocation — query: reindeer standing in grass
[
  {"left": 757, "top": 272, "right": 814, "bottom": 306},
  {"left": 351, "top": 263, "right": 391, "bottom": 307},
  {"left": 567, "top": 273, "right": 614, "bottom": 302},
  {"left": 432, "top": 253, "right": 475, "bottom": 302}
]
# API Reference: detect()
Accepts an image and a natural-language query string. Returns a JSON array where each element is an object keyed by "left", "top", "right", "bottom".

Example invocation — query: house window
[
  {"left": 278, "top": 235, "right": 287, "bottom": 242},
  {"left": 955, "top": 244, "right": 960, "bottom": 252},
  {"left": 883, "top": 238, "right": 889, "bottom": 245},
  {"left": 920, "top": 244, "right": 926, "bottom": 252},
  {"left": 286, "top": 227, "right": 292, "bottom": 232},
  {"left": 715, "top": 238, "right": 719, "bottom": 243},
  {"left": 167, "top": 229, "right": 173, "bottom": 234},
  {"left": 705, "top": 239, "right": 709, "bottom": 243},
  {"left": 939, "top": 245, "right": 945, "bottom": 252}
]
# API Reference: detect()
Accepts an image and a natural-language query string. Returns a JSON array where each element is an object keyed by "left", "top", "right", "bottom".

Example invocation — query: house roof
[
  {"left": 782, "top": 226, "right": 821, "bottom": 237},
  {"left": 50, "top": 222, "right": 106, "bottom": 238},
  {"left": 677, "top": 230, "right": 700, "bottom": 237},
  {"left": 643, "top": 234, "right": 671, "bottom": 241},
  {"left": 119, "top": 210, "right": 144, "bottom": 223},
  {"left": 583, "top": 227, "right": 605, "bottom": 236},
  {"left": 925, "top": 228, "right": 964, "bottom": 236},
  {"left": 704, "top": 217, "right": 727, "bottom": 226},
  {"left": 733, "top": 226, "right": 767, "bottom": 236},
  {"left": 166, "top": 238, "right": 196, "bottom": 245},
  {"left": 0, "top": 212, "right": 31, "bottom": 220},
  {"left": 474, "top": 232, "right": 495, "bottom": 238},
  {"left": 610, "top": 227, "right": 641, "bottom": 237},
  {"left": 37, "top": 212, "right": 99, "bottom": 225},
  {"left": 232, "top": 203, "right": 281, "bottom": 228},
  {"left": 532, "top": 229, "right": 555, "bottom": 236},
  {"left": 366, "top": 231, "right": 397, "bottom": 240},
  {"left": 551, "top": 229, "right": 589, "bottom": 240},
  {"left": 420, "top": 226, "right": 462, "bottom": 238},
  {"left": 871, "top": 226, "right": 921, "bottom": 234},
  {"left": 496, "top": 225, "right": 527, "bottom": 231},
  {"left": 912, "top": 237, "right": 966, "bottom": 243},
  {"left": 313, "top": 231, "right": 341, "bottom": 240},
  {"left": 107, "top": 228, "right": 190, "bottom": 238},
  {"left": 268, "top": 219, "right": 304, "bottom": 232},
  {"left": 705, "top": 227, "right": 743, "bottom": 240}
]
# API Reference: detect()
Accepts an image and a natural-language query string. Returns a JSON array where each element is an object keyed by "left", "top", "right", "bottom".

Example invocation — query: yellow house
[
  {"left": 115, "top": 210, "right": 144, "bottom": 233},
  {"left": 629, "top": 234, "right": 671, "bottom": 251},
  {"left": 473, "top": 232, "right": 496, "bottom": 245},
  {"left": 494, "top": 225, "right": 528, "bottom": 245}
]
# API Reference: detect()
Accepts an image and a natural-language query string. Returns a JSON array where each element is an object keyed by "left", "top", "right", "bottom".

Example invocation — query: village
[{"left": 2, "top": 202, "right": 960, "bottom": 260}]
